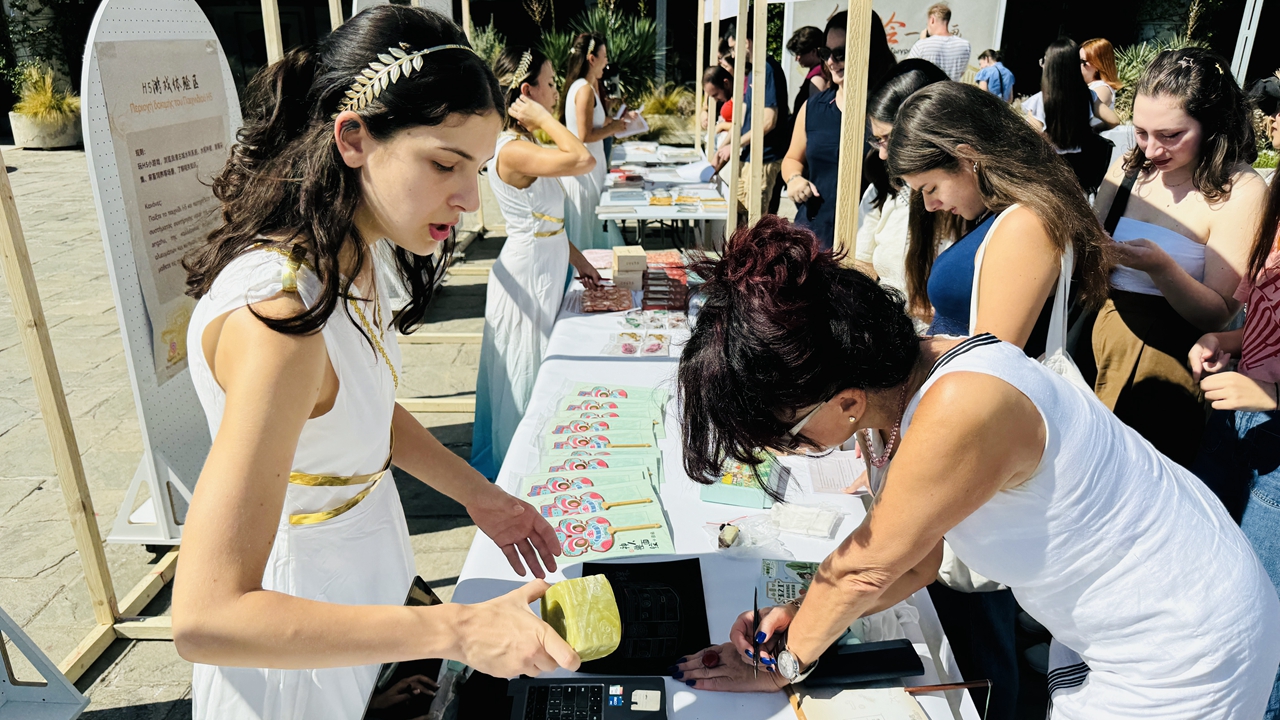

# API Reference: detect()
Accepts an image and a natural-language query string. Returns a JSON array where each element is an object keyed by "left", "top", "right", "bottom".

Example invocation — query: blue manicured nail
[
  {"left": 746, "top": 649, "right": 753, "bottom": 658},
  {"left": 672, "top": 670, "right": 683, "bottom": 680},
  {"left": 677, "top": 657, "right": 687, "bottom": 663},
  {"left": 763, "top": 657, "right": 775, "bottom": 666},
  {"left": 665, "top": 665, "right": 677, "bottom": 675},
  {"left": 685, "top": 680, "right": 696, "bottom": 687},
  {"left": 755, "top": 631, "right": 767, "bottom": 643}
]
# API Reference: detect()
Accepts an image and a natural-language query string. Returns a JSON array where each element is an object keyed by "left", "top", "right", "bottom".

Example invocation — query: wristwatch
[{"left": 776, "top": 646, "right": 819, "bottom": 684}]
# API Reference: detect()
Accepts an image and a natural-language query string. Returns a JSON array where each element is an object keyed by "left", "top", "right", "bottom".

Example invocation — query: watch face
[{"left": 778, "top": 650, "right": 800, "bottom": 681}]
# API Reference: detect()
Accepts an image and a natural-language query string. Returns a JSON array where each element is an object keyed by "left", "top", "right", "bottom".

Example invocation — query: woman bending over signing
[
  {"left": 670, "top": 220, "right": 1280, "bottom": 715},
  {"left": 174, "top": 9, "right": 578, "bottom": 719}
]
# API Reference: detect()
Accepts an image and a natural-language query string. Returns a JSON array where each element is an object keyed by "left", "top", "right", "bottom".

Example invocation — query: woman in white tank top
[
  {"left": 471, "top": 46, "right": 601, "bottom": 478},
  {"left": 173, "top": 9, "right": 579, "bottom": 719},
  {"left": 668, "top": 219, "right": 1280, "bottom": 718},
  {"left": 558, "top": 32, "right": 631, "bottom": 250},
  {"left": 1089, "top": 49, "right": 1269, "bottom": 468}
]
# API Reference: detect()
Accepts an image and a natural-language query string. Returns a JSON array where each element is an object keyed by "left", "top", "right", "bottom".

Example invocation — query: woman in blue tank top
[{"left": 781, "top": 41, "right": 845, "bottom": 250}]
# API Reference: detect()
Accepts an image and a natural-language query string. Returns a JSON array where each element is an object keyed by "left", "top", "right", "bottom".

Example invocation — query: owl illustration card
[
  {"left": 538, "top": 449, "right": 663, "bottom": 487},
  {"left": 516, "top": 469, "right": 652, "bottom": 499},
  {"left": 541, "top": 430, "right": 656, "bottom": 452},
  {"left": 568, "top": 383, "right": 670, "bottom": 409},
  {"left": 534, "top": 481, "right": 659, "bottom": 519},
  {"left": 552, "top": 505, "right": 673, "bottom": 566}
]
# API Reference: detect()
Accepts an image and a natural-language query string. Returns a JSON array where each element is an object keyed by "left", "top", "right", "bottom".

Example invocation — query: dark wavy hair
[
  {"left": 886, "top": 83, "right": 1112, "bottom": 318},
  {"left": 494, "top": 45, "right": 550, "bottom": 132},
  {"left": 865, "top": 59, "right": 949, "bottom": 214},
  {"left": 679, "top": 217, "right": 920, "bottom": 490},
  {"left": 1040, "top": 38, "right": 1093, "bottom": 153},
  {"left": 558, "top": 32, "right": 606, "bottom": 125},
  {"left": 184, "top": 6, "right": 502, "bottom": 337},
  {"left": 1124, "top": 47, "right": 1257, "bottom": 201}
]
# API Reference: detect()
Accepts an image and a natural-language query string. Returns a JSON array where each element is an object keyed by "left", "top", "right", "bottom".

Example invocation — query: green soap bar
[{"left": 541, "top": 575, "right": 622, "bottom": 662}]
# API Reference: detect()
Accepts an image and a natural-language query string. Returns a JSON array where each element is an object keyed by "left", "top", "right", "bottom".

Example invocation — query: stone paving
[{"left": 0, "top": 145, "right": 506, "bottom": 718}]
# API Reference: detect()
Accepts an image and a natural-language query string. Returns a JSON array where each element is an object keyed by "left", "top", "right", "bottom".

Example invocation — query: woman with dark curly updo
[{"left": 669, "top": 216, "right": 1280, "bottom": 717}]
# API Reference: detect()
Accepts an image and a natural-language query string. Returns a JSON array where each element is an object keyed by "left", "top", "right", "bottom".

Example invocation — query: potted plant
[{"left": 8, "top": 63, "right": 81, "bottom": 149}]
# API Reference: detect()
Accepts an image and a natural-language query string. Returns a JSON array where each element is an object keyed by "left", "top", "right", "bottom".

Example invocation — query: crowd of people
[
  {"left": 692, "top": 3, "right": 1280, "bottom": 718},
  {"left": 161, "top": 2, "right": 1280, "bottom": 718}
]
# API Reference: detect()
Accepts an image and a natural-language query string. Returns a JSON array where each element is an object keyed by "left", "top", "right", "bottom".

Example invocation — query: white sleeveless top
[
  {"left": 900, "top": 335, "right": 1280, "bottom": 717},
  {"left": 187, "top": 248, "right": 415, "bottom": 720},
  {"left": 564, "top": 78, "right": 607, "bottom": 185},
  {"left": 1109, "top": 217, "right": 1206, "bottom": 296},
  {"left": 488, "top": 132, "right": 569, "bottom": 242}
]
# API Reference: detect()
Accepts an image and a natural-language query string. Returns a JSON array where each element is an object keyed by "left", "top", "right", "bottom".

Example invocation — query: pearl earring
[
  {"left": 848, "top": 416, "right": 857, "bottom": 424},
  {"left": 972, "top": 161, "right": 978, "bottom": 173}
]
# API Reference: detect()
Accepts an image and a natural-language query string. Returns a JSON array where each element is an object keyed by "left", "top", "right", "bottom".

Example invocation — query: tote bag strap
[
  {"left": 1046, "top": 243, "right": 1074, "bottom": 358},
  {"left": 967, "top": 204, "right": 1022, "bottom": 336}
]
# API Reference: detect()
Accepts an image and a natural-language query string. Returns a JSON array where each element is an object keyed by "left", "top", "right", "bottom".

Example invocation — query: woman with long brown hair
[
  {"left": 558, "top": 32, "right": 631, "bottom": 250},
  {"left": 174, "top": 8, "right": 578, "bottom": 718},
  {"left": 470, "top": 46, "right": 601, "bottom": 478},
  {"left": 1090, "top": 47, "right": 1267, "bottom": 468}
]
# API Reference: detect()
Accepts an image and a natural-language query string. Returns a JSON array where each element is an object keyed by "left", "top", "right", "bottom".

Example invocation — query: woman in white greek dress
[
  {"left": 470, "top": 46, "right": 601, "bottom": 478},
  {"left": 173, "top": 8, "right": 579, "bottom": 719},
  {"left": 558, "top": 32, "right": 630, "bottom": 250}
]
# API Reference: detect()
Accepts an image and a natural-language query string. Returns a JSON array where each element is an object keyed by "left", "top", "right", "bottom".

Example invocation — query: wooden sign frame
[{"left": 833, "top": 0, "right": 872, "bottom": 259}]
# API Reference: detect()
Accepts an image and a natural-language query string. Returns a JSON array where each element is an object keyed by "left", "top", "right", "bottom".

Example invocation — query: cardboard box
[
  {"left": 612, "top": 270, "right": 644, "bottom": 291},
  {"left": 613, "top": 246, "right": 648, "bottom": 273}
]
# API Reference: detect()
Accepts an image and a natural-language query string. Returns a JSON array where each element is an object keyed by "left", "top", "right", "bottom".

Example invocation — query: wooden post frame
[
  {"left": 832, "top": 0, "right": 873, "bottom": 259},
  {"left": 0, "top": 149, "right": 118, "bottom": 629},
  {"left": 261, "top": 0, "right": 284, "bottom": 64},
  {"left": 747, "top": 0, "right": 767, "bottom": 224},
  {"left": 726, "top": 0, "right": 750, "bottom": 231},
  {"left": 694, "top": 0, "right": 705, "bottom": 154},
  {"left": 461, "top": 0, "right": 473, "bottom": 41},
  {"left": 0, "top": 145, "right": 180, "bottom": 682},
  {"left": 328, "top": 0, "right": 344, "bottom": 30}
]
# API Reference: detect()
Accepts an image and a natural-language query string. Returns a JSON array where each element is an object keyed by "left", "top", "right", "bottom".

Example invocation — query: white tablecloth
[{"left": 453, "top": 298, "right": 980, "bottom": 720}]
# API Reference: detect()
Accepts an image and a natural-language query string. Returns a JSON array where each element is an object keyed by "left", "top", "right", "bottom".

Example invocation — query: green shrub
[
  {"left": 469, "top": 18, "right": 506, "bottom": 68},
  {"left": 540, "top": 6, "right": 658, "bottom": 100},
  {"left": 11, "top": 62, "right": 79, "bottom": 127},
  {"left": 638, "top": 82, "right": 693, "bottom": 116}
]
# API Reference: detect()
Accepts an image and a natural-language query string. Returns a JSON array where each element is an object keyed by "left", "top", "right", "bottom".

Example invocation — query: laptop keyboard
[{"left": 524, "top": 684, "right": 604, "bottom": 720}]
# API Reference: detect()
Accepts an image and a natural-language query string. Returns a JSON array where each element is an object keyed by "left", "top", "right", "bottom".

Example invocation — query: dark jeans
[
  {"left": 927, "top": 583, "right": 1019, "bottom": 720},
  {"left": 1193, "top": 409, "right": 1280, "bottom": 719}
]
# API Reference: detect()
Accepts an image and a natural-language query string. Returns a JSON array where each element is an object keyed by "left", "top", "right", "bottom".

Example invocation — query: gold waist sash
[{"left": 287, "top": 431, "right": 393, "bottom": 526}]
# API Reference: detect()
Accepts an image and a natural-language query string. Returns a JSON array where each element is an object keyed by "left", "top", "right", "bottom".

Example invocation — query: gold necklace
[{"left": 348, "top": 287, "right": 399, "bottom": 390}]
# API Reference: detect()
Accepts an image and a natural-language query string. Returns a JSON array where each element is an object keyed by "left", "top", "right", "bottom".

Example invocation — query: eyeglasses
[
  {"left": 866, "top": 133, "right": 890, "bottom": 151},
  {"left": 782, "top": 400, "right": 827, "bottom": 452}
]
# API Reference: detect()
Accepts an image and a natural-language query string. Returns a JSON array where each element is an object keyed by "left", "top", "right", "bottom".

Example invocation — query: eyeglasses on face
[
  {"left": 816, "top": 46, "right": 845, "bottom": 63},
  {"left": 866, "top": 133, "right": 890, "bottom": 151}
]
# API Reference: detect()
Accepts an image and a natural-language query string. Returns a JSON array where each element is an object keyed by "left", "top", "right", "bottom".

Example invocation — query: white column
[{"left": 1230, "top": 0, "right": 1265, "bottom": 84}]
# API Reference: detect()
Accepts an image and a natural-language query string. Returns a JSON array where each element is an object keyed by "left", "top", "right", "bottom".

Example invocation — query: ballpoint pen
[{"left": 752, "top": 588, "right": 761, "bottom": 678}]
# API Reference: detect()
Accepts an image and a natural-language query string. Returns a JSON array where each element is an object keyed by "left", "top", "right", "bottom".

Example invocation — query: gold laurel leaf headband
[
  {"left": 508, "top": 50, "right": 533, "bottom": 92},
  {"left": 571, "top": 38, "right": 597, "bottom": 56},
  {"left": 339, "top": 42, "right": 478, "bottom": 113}
]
